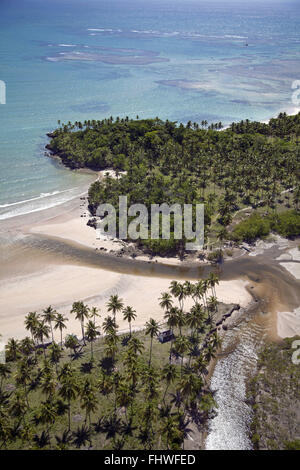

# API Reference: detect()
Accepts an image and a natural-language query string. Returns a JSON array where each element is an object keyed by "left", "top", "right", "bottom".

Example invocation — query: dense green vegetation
[
  {"left": 46, "top": 112, "right": 300, "bottom": 254},
  {"left": 232, "top": 210, "right": 300, "bottom": 242},
  {"left": 247, "top": 337, "right": 300, "bottom": 450},
  {"left": 0, "top": 276, "right": 224, "bottom": 450}
]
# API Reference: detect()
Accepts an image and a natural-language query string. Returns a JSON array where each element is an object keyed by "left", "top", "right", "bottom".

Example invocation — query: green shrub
[
  {"left": 270, "top": 210, "right": 300, "bottom": 237},
  {"left": 232, "top": 213, "right": 271, "bottom": 242}
]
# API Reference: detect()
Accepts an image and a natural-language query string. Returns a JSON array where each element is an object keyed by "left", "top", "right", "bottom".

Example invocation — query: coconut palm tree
[
  {"left": 64, "top": 334, "right": 79, "bottom": 356},
  {"left": 19, "top": 337, "right": 35, "bottom": 357},
  {"left": 159, "top": 292, "right": 173, "bottom": 312},
  {"left": 127, "top": 336, "right": 144, "bottom": 356},
  {"left": 173, "top": 336, "right": 190, "bottom": 376},
  {"left": 122, "top": 306, "right": 137, "bottom": 337},
  {"left": 106, "top": 295, "right": 124, "bottom": 322},
  {"left": 161, "top": 363, "right": 178, "bottom": 403},
  {"left": 85, "top": 320, "right": 98, "bottom": 359},
  {"left": 34, "top": 321, "right": 50, "bottom": 359},
  {"left": 42, "top": 306, "right": 57, "bottom": 343},
  {"left": 48, "top": 342, "right": 62, "bottom": 374},
  {"left": 24, "top": 312, "right": 39, "bottom": 344},
  {"left": 169, "top": 281, "right": 186, "bottom": 310},
  {"left": 40, "top": 372, "right": 57, "bottom": 402},
  {"left": 5, "top": 338, "right": 20, "bottom": 362},
  {"left": 15, "top": 359, "right": 32, "bottom": 406},
  {"left": 53, "top": 313, "right": 68, "bottom": 347},
  {"left": 36, "top": 401, "right": 57, "bottom": 433},
  {"left": 71, "top": 301, "right": 89, "bottom": 345},
  {"left": 145, "top": 319, "right": 160, "bottom": 366},
  {"left": 89, "top": 306, "right": 100, "bottom": 323},
  {"left": 102, "top": 315, "right": 117, "bottom": 334},
  {"left": 207, "top": 272, "right": 219, "bottom": 298},
  {"left": 186, "top": 303, "right": 205, "bottom": 339},
  {"left": 0, "top": 363, "right": 11, "bottom": 391},
  {"left": 81, "top": 390, "right": 98, "bottom": 425},
  {"left": 59, "top": 374, "right": 80, "bottom": 431},
  {"left": 193, "top": 280, "right": 208, "bottom": 310}
]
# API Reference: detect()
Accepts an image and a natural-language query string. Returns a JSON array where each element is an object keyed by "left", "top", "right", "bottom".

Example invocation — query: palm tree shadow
[
  {"left": 121, "top": 335, "right": 130, "bottom": 347},
  {"left": 70, "top": 350, "right": 84, "bottom": 361},
  {"left": 80, "top": 361, "right": 94, "bottom": 374},
  {"left": 99, "top": 356, "right": 115, "bottom": 374},
  {"left": 72, "top": 425, "right": 92, "bottom": 449}
]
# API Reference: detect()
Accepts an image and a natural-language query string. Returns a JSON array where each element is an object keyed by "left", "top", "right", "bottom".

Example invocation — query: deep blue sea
[{"left": 0, "top": 0, "right": 299, "bottom": 218}]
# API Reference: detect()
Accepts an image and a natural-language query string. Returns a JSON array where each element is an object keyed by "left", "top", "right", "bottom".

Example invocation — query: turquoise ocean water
[{"left": 0, "top": 0, "right": 299, "bottom": 218}]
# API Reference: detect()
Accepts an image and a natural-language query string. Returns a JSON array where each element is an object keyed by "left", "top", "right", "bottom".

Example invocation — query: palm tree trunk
[
  {"left": 68, "top": 399, "right": 71, "bottom": 431},
  {"left": 50, "top": 323, "right": 54, "bottom": 343},
  {"left": 149, "top": 337, "right": 153, "bottom": 366},
  {"left": 42, "top": 337, "right": 46, "bottom": 359}
]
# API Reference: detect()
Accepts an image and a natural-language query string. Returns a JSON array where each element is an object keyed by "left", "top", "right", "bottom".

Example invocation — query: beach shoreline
[{"left": 1, "top": 110, "right": 300, "bottom": 346}]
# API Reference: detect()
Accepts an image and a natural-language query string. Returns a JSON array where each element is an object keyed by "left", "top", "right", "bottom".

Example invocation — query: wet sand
[{"left": 0, "top": 193, "right": 299, "bottom": 344}]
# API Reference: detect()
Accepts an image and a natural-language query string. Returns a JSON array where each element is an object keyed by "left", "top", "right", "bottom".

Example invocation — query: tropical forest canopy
[{"left": 46, "top": 112, "right": 300, "bottom": 253}]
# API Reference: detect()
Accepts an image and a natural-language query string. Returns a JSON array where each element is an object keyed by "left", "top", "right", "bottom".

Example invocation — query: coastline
[
  {"left": 1, "top": 178, "right": 300, "bottom": 345},
  {"left": 0, "top": 189, "right": 254, "bottom": 344},
  {"left": 1, "top": 109, "right": 300, "bottom": 346}
]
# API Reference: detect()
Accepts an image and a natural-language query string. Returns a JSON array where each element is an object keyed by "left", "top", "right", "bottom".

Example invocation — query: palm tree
[
  {"left": 159, "top": 292, "right": 173, "bottom": 312},
  {"left": 127, "top": 336, "right": 144, "bottom": 356},
  {"left": 19, "top": 337, "right": 35, "bottom": 357},
  {"left": 15, "top": 360, "right": 32, "bottom": 406},
  {"left": 36, "top": 401, "right": 57, "bottom": 433},
  {"left": 186, "top": 303, "right": 205, "bottom": 339},
  {"left": 48, "top": 343, "right": 62, "bottom": 374},
  {"left": 122, "top": 306, "right": 137, "bottom": 337},
  {"left": 34, "top": 321, "right": 50, "bottom": 359},
  {"left": 54, "top": 313, "right": 68, "bottom": 347},
  {"left": 5, "top": 338, "right": 20, "bottom": 362},
  {"left": 42, "top": 306, "right": 57, "bottom": 343},
  {"left": 85, "top": 320, "right": 98, "bottom": 359},
  {"left": 59, "top": 375, "right": 80, "bottom": 431},
  {"left": 173, "top": 336, "right": 190, "bottom": 376},
  {"left": 80, "top": 390, "right": 98, "bottom": 425},
  {"left": 161, "top": 363, "right": 178, "bottom": 402},
  {"left": 207, "top": 272, "right": 219, "bottom": 298},
  {"left": 164, "top": 307, "right": 179, "bottom": 362},
  {"left": 194, "top": 280, "right": 208, "bottom": 310},
  {"left": 106, "top": 295, "right": 124, "bottom": 322},
  {"left": 64, "top": 334, "right": 79, "bottom": 355},
  {"left": 169, "top": 281, "right": 186, "bottom": 310},
  {"left": 89, "top": 306, "right": 100, "bottom": 323},
  {"left": 71, "top": 301, "right": 89, "bottom": 345},
  {"left": 40, "top": 372, "right": 58, "bottom": 401},
  {"left": 102, "top": 315, "right": 117, "bottom": 334},
  {"left": 174, "top": 309, "right": 186, "bottom": 337},
  {"left": 24, "top": 312, "right": 39, "bottom": 344},
  {"left": 145, "top": 319, "right": 160, "bottom": 366},
  {"left": 0, "top": 363, "right": 11, "bottom": 391}
]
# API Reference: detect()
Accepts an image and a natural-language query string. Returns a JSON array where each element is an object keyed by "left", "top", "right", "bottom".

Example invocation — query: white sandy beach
[{"left": 0, "top": 191, "right": 253, "bottom": 344}]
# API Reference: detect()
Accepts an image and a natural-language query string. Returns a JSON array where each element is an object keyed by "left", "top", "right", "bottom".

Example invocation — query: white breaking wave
[
  {"left": 86, "top": 27, "right": 248, "bottom": 41},
  {"left": 0, "top": 188, "right": 85, "bottom": 220},
  {"left": 0, "top": 189, "right": 72, "bottom": 208}
]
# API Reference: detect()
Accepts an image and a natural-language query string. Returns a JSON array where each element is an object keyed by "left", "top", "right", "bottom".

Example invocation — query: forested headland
[{"left": 46, "top": 112, "right": 300, "bottom": 255}]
